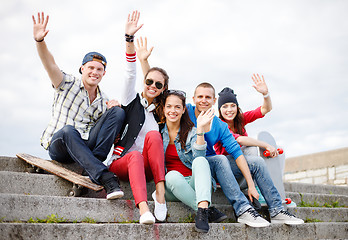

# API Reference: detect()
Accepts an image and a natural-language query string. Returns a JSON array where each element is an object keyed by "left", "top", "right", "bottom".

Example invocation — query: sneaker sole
[
  {"left": 271, "top": 220, "right": 304, "bottom": 225},
  {"left": 106, "top": 191, "right": 124, "bottom": 200},
  {"left": 140, "top": 219, "right": 155, "bottom": 225},
  {"left": 211, "top": 215, "right": 228, "bottom": 223},
  {"left": 238, "top": 219, "right": 270, "bottom": 228},
  {"left": 195, "top": 226, "right": 209, "bottom": 233}
]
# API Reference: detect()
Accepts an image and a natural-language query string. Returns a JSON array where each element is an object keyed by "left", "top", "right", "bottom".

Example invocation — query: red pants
[{"left": 109, "top": 131, "right": 165, "bottom": 206}]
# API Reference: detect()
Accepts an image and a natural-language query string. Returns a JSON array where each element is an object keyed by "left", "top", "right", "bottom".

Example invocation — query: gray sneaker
[
  {"left": 271, "top": 210, "right": 304, "bottom": 225},
  {"left": 238, "top": 208, "right": 270, "bottom": 228}
]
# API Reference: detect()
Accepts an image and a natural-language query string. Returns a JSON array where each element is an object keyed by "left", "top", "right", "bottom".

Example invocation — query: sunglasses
[
  {"left": 166, "top": 89, "right": 186, "bottom": 97},
  {"left": 145, "top": 79, "right": 164, "bottom": 90}
]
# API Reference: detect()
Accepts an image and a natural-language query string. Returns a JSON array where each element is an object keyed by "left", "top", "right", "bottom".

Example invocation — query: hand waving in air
[
  {"left": 32, "top": 12, "right": 49, "bottom": 42},
  {"left": 125, "top": 10, "right": 143, "bottom": 36},
  {"left": 136, "top": 37, "right": 154, "bottom": 62},
  {"left": 252, "top": 74, "right": 268, "bottom": 96},
  {"left": 197, "top": 108, "right": 215, "bottom": 132}
]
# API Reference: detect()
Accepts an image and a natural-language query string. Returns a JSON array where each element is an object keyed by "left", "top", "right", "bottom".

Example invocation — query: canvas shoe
[
  {"left": 99, "top": 172, "right": 124, "bottom": 200},
  {"left": 238, "top": 208, "right": 270, "bottom": 227},
  {"left": 195, "top": 208, "right": 209, "bottom": 233},
  {"left": 152, "top": 191, "right": 167, "bottom": 221},
  {"left": 140, "top": 211, "right": 155, "bottom": 224},
  {"left": 271, "top": 210, "right": 304, "bottom": 225},
  {"left": 208, "top": 206, "right": 227, "bottom": 223}
]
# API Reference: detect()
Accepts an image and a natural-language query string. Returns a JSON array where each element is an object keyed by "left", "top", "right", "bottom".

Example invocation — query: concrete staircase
[{"left": 0, "top": 156, "right": 347, "bottom": 239}]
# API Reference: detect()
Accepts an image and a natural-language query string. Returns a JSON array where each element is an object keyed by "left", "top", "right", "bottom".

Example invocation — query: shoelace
[
  {"left": 197, "top": 209, "right": 208, "bottom": 221},
  {"left": 247, "top": 208, "right": 262, "bottom": 219},
  {"left": 279, "top": 210, "right": 296, "bottom": 218}
]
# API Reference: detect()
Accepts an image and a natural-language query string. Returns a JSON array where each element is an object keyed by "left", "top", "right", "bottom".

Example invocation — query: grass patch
[
  {"left": 179, "top": 213, "right": 195, "bottom": 223},
  {"left": 298, "top": 193, "right": 346, "bottom": 208},
  {"left": 116, "top": 220, "right": 139, "bottom": 223},
  {"left": 28, "top": 214, "right": 68, "bottom": 223},
  {"left": 304, "top": 218, "right": 323, "bottom": 223}
]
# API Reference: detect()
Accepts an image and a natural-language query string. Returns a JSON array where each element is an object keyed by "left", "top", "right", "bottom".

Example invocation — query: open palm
[
  {"left": 125, "top": 10, "right": 143, "bottom": 36},
  {"left": 32, "top": 12, "right": 49, "bottom": 42}
]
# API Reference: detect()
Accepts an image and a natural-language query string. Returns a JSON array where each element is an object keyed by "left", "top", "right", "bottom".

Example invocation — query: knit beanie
[{"left": 218, "top": 87, "right": 239, "bottom": 109}]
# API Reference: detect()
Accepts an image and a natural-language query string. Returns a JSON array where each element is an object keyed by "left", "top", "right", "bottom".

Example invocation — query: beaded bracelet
[{"left": 125, "top": 34, "right": 134, "bottom": 42}]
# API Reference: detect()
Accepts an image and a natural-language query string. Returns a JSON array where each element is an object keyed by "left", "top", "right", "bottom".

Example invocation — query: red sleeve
[
  {"left": 214, "top": 141, "right": 229, "bottom": 156},
  {"left": 243, "top": 106, "right": 264, "bottom": 125}
]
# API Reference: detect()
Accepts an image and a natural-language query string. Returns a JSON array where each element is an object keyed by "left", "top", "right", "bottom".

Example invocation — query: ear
[
  {"left": 102, "top": 71, "right": 106, "bottom": 76},
  {"left": 212, "top": 97, "right": 217, "bottom": 105}
]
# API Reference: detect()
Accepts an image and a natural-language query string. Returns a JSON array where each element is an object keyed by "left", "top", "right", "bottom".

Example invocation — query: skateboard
[
  {"left": 257, "top": 131, "right": 296, "bottom": 208},
  {"left": 16, "top": 153, "right": 103, "bottom": 197}
]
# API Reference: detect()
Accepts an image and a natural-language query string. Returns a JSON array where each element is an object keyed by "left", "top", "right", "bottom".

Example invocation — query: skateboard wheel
[
  {"left": 263, "top": 150, "right": 270, "bottom": 157},
  {"left": 27, "top": 166, "right": 36, "bottom": 173},
  {"left": 277, "top": 148, "right": 284, "bottom": 154},
  {"left": 285, "top": 198, "right": 291, "bottom": 204},
  {"left": 68, "top": 184, "right": 83, "bottom": 197},
  {"left": 68, "top": 188, "right": 82, "bottom": 197}
]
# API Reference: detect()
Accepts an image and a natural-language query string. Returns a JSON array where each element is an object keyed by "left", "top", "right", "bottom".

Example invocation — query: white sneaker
[
  {"left": 238, "top": 208, "right": 270, "bottom": 227},
  {"left": 271, "top": 210, "right": 304, "bottom": 225},
  {"left": 152, "top": 191, "right": 167, "bottom": 221},
  {"left": 139, "top": 211, "right": 155, "bottom": 224}
]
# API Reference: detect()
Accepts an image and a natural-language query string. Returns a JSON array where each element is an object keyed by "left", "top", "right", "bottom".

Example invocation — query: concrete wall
[{"left": 284, "top": 147, "right": 348, "bottom": 186}]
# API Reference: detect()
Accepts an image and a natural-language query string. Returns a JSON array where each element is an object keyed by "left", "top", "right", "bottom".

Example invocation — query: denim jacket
[
  {"left": 161, "top": 124, "right": 206, "bottom": 169},
  {"left": 161, "top": 124, "right": 217, "bottom": 190}
]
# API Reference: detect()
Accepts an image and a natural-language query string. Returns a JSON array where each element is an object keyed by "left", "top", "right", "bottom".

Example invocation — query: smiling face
[
  {"left": 81, "top": 61, "right": 105, "bottom": 89},
  {"left": 193, "top": 86, "right": 216, "bottom": 114},
  {"left": 143, "top": 70, "right": 165, "bottom": 101},
  {"left": 164, "top": 95, "right": 185, "bottom": 124},
  {"left": 220, "top": 102, "right": 238, "bottom": 122}
]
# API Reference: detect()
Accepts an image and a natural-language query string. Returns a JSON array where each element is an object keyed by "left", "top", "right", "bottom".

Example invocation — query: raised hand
[
  {"left": 32, "top": 12, "right": 49, "bottom": 42},
  {"left": 136, "top": 37, "right": 154, "bottom": 62},
  {"left": 252, "top": 73, "right": 268, "bottom": 95},
  {"left": 125, "top": 10, "right": 143, "bottom": 36},
  {"left": 197, "top": 108, "right": 215, "bottom": 131}
]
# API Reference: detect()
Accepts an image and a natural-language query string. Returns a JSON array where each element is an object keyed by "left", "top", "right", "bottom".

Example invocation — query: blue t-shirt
[{"left": 186, "top": 103, "right": 243, "bottom": 159}]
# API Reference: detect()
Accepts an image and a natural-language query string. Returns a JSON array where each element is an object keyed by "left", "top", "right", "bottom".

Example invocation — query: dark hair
[
  {"left": 144, "top": 67, "right": 169, "bottom": 109},
  {"left": 159, "top": 90, "right": 194, "bottom": 150},
  {"left": 218, "top": 106, "right": 246, "bottom": 135},
  {"left": 194, "top": 82, "right": 216, "bottom": 98}
]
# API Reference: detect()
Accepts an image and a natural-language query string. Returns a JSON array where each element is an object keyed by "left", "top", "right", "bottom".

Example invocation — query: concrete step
[
  {"left": 1, "top": 193, "right": 347, "bottom": 223},
  {"left": 284, "top": 182, "right": 348, "bottom": 196},
  {"left": 0, "top": 171, "right": 230, "bottom": 205},
  {"left": 2, "top": 171, "right": 347, "bottom": 208},
  {"left": 3, "top": 155, "right": 348, "bottom": 193},
  {"left": 1, "top": 222, "right": 347, "bottom": 240},
  {"left": 0, "top": 193, "right": 236, "bottom": 223},
  {"left": 0, "top": 156, "right": 84, "bottom": 173},
  {"left": 287, "top": 192, "right": 348, "bottom": 207},
  {"left": 3, "top": 156, "right": 348, "bottom": 196}
]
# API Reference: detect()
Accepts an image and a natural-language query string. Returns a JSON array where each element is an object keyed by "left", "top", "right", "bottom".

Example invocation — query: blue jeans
[
  {"left": 48, "top": 106, "right": 125, "bottom": 184},
  {"left": 206, "top": 155, "right": 250, "bottom": 217},
  {"left": 165, "top": 157, "right": 212, "bottom": 211},
  {"left": 226, "top": 154, "right": 284, "bottom": 217}
]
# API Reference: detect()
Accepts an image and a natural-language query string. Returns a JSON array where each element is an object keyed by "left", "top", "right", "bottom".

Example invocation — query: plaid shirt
[{"left": 40, "top": 72, "right": 109, "bottom": 149}]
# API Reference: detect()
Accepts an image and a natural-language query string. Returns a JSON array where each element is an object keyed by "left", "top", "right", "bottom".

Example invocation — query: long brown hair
[
  {"left": 219, "top": 107, "right": 246, "bottom": 135},
  {"left": 158, "top": 90, "right": 194, "bottom": 149}
]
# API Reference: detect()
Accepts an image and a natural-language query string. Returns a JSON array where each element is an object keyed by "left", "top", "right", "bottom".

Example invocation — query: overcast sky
[{"left": 1, "top": 0, "right": 347, "bottom": 160}]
